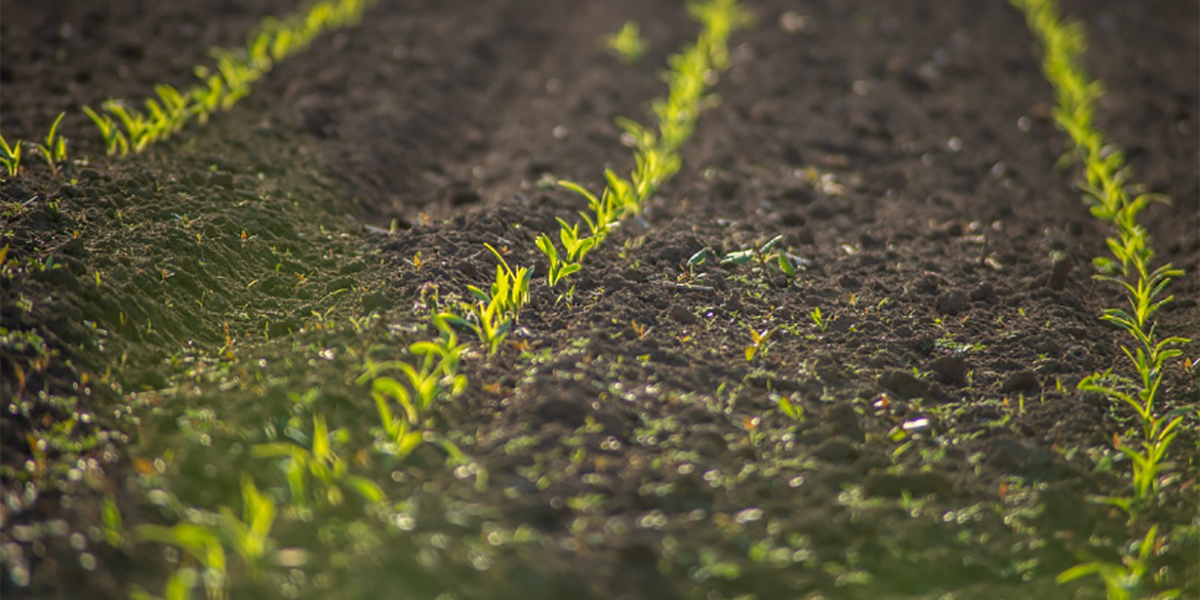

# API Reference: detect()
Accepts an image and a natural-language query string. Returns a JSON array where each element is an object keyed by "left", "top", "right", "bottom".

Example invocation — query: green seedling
[
  {"left": 688, "top": 0, "right": 755, "bottom": 71},
  {"left": 536, "top": 218, "right": 597, "bottom": 287},
  {"left": 722, "top": 235, "right": 801, "bottom": 279},
  {"left": 102, "top": 100, "right": 154, "bottom": 153},
  {"left": 604, "top": 21, "right": 648, "bottom": 64},
  {"left": 153, "top": 84, "right": 191, "bottom": 134},
  {"left": 82, "top": 105, "right": 130, "bottom": 157},
  {"left": 467, "top": 243, "right": 532, "bottom": 319},
  {"left": 31, "top": 112, "right": 69, "bottom": 175},
  {"left": 744, "top": 326, "right": 775, "bottom": 362},
  {"left": 191, "top": 69, "right": 226, "bottom": 125},
  {"left": 135, "top": 521, "right": 228, "bottom": 599},
  {"left": 252, "top": 413, "right": 384, "bottom": 509},
  {"left": 772, "top": 394, "right": 805, "bottom": 422},
  {"left": 1057, "top": 525, "right": 1181, "bottom": 600},
  {"left": 810, "top": 307, "right": 829, "bottom": 332},
  {"left": 442, "top": 299, "right": 511, "bottom": 357},
  {"left": 101, "top": 495, "right": 124, "bottom": 548},
  {"left": 0, "top": 133, "right": 21, "bottom": 178}
]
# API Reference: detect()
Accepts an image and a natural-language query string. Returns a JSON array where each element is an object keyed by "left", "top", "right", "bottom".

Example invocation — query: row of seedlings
[
  {"left": 0, "top": 0, "right": 377, "bottom": 178},
  {"left": 1012, "top": 1, "right": 1192, "bottom": 598}
]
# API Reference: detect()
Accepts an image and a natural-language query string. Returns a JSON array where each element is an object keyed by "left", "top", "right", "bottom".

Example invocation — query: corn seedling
[
  {"left": 135, "top": 520, "right": 228, "bottom": 600},
  {"left": 0, "top": 133, "right": 21, "bottom": 179},
  {"left": 251, "top": 413, "right": 384, "bottom": 509},
  {"left": 772, "top": 393, "right": 805, "bottom": 422},
  {"left": 810, "top": 307, "right": 832, "bottom": 332},
  {"left": 82, "top": 105, "right": 129, "bottom": 157},
  {"left": 1056, "top": 525, "right": 1181, "bottom": 600},
  {"left": 536, "top": 218, "right": 597, "bottom": 287},
  {"left": 30, "top": 112, "right": 69, "bottom": 175},
  {"left": 604, "top": 21, "right": 648, "bottom": 64},
  {"left": 1013, "top": 0, "right": 1190, "bottom": 520},
  {"left": 744, "top": 326, "right": 775, "bottom": 362}
]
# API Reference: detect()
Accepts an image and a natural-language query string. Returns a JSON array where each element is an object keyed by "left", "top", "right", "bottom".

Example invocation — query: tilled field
[{"left": 1, "top": 1, "right": 1197, "bottom": 599}]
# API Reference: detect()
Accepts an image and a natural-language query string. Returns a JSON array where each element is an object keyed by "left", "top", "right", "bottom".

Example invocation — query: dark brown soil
[{"left": 2, "top": 0, "right": 1197, "bottom": 599}]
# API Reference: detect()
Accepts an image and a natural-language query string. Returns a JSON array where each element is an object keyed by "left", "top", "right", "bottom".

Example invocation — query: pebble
[
  {"left": 1000, "top": 369, "right": 1040, "bottom": 392},
  {"left": 929, "top": 355, "right": 968, "bottom": 385},
  {"left": 935, "top": 290, "right": 968, "bottom": 315}
]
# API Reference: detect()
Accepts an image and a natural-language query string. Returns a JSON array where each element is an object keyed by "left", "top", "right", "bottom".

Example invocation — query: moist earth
[{"left": 1, "top": 0, "right": 1197, "bottom": 599}]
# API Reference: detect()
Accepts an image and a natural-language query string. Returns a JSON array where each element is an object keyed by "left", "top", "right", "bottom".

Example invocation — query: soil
[{"left": 1, "top": 0, "right": 1197, "bottom": 599}]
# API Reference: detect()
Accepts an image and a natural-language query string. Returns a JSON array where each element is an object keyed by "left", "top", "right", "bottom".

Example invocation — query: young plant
[
  {"left": 604, "top": 21, "right": 648, "bottom": 64},
  {"left": 31, "top": 112, "right": 69, "bottom": 175},
  {"left": 0, "top": 133, "right": 21, "bottom": 178},
  {"left": 536, "top": 218, "right": 597, "bottom": 287},
  {"left": 467, "top": 243, "right": 532, "bottom": 319},
  {"left": 744, "top": 326, "right": 775, "bottom": 362},
  {"left": 1057, "top": 525, "right": 1181, "bottom": 600},
  {"left": 83, "top": 105, "right": 130, "bottom": 157},
  {"left": 810, "top": 307, "right": 830, "bottom": 332},
  {"left": 721, "top": 234, "right": 800, "bottom": 279},
  {"left": 251, "top": 413, "right": 384, "bottom": 509}
]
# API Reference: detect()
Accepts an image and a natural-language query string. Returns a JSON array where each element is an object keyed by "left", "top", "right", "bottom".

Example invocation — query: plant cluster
[
  {"left": 78, "top": 0, "right": 376, "bottom": 158},
  {"left": 1014, "top": 0, "right": 1190, "bottom": 597},
  {"left": 721, "top": 234, "right": 802, "bottom": 280},
  {"left": 1, "top": 113, "right": 70, "bottom": 179},
  {"left": 537, "top": 0, "right": 751, "bottom": 290},
  {"left": 442, "top": 244, "right": 533, "bottom": 355}
]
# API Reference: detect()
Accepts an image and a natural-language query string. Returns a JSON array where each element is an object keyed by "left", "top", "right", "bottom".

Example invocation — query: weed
[
  {"left": 810, "top": 307, "right": 829, "bottom": 332},
  {"left": 744, "top": 326, "right": 775, "bottom": 362},
  {"left": 721, "top": 234, "right": 802, "bottom": 280},
  {"left": 1, "top": 131, "right": 23, "bottom": 178},
  {"left": 604, "top": 21, "right": 648, "bottom": 64}
]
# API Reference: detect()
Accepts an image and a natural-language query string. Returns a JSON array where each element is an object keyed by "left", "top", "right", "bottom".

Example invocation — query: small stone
[
  {"left": 812, "top": 437, "right": 858, "bottom": 463},
  {"left": 669, "top": 305, "right": 698, "bottom": 325},
  {"left": 878, "top": 369, "right": 931, "bottom": 399},
  {"left": 970, "top": 281, "right": 997, "bottom": 303},
  {"left": 361, "top": 292, "right": 394, "bottom": 313},
  {"left": 1047, "top": 257, "right": 1073, "bottom": 291},
  {"left": 863, "top": 472, "right": 952, "bottom": 498},
  {"left": 929, "top": 355, "right": 968, "bottom": 385},
  {"left": 602, "top": 274, "right": 626, "bottom": 293},
  {"left": 1000, "top": 370, "right": 1040, "bottom": 393},
  {"left": 209, "top": 172, "right": 235, "bottom": 189},
  {"left": 532, "top": 396, "right": 588, "bottom": 428},
  {"left": 936, "top": 290, "right": 968, "bottom": 315},
  {"left": 821, "top": 403, "right": 863, "bottom": 442},
  {"left": 837, "top": 274, "right": 861, "bottom": 289}
]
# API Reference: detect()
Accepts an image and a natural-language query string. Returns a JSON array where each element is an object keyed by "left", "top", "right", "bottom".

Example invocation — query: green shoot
[
  {"left": 82, "top": 105, "right": 129, "bottom": 157},
  {"left": 772, "top": 394, "right": 805, "bottom": 422},
  {"left": 810, "top": 307, "right": 829, "bottom": 332},
  {"left": 604, "top": 21, "right": 648, "bottom": 64},
  {"left": 1056, "top": 525, "right": 1181, "bottom": 600},
  {"left": 31, "top": 112, "right": 69, "bottom": 175},
  {"left": 744, "top": 326, "right": 774, "bottom": 362},
  {"left": 0, "top": 133, "right": 21, "bottom": 179},
  {"left": 536, "top": 218, "right": 597, "bottom": 287}
]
